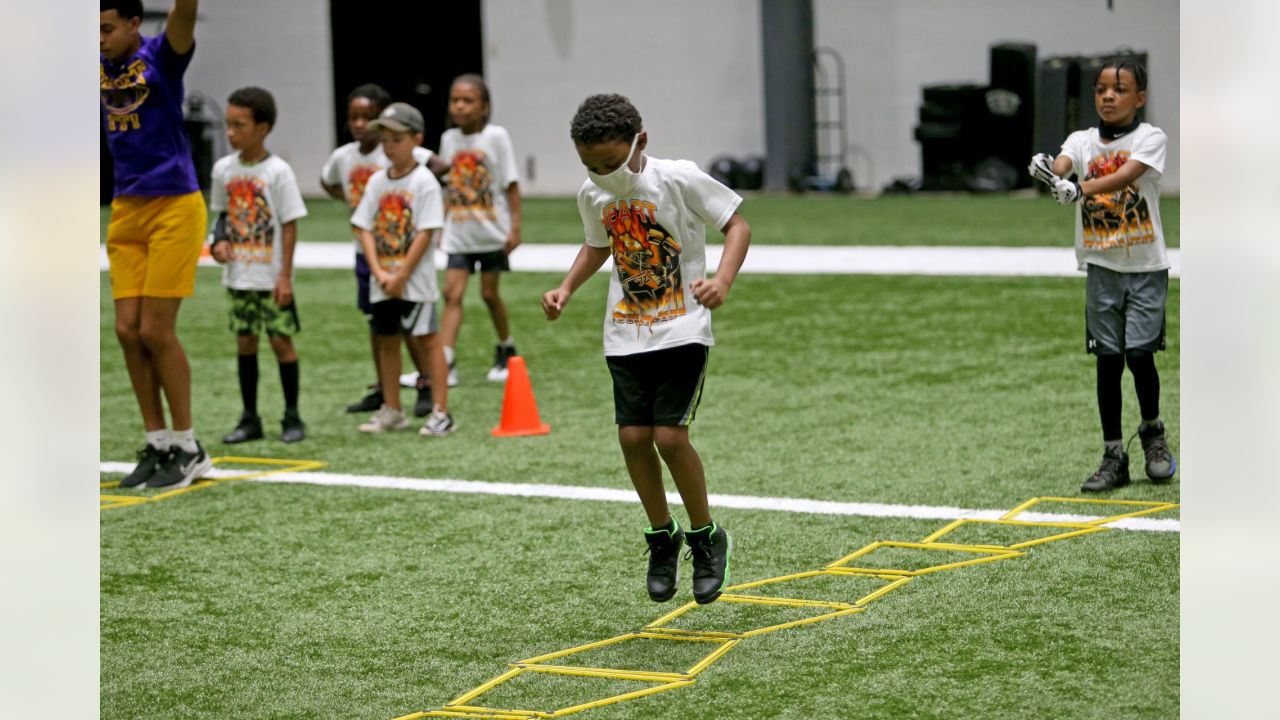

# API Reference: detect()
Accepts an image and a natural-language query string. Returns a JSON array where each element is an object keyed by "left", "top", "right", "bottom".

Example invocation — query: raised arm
[{"left": 165, "top": 0, "right": 198, "bottom": 55}]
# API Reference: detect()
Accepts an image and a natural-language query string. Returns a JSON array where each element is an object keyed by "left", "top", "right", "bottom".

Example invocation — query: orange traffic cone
[{"left": 491, "top": 356, "right": 551, "bottom": 437}]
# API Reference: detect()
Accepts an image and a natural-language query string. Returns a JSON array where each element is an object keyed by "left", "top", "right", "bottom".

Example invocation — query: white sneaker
[
  {"left": 419, "top": 406, "right": 457, "bottom": 437},
  {"left": 399, "top": 372, "right": 419, "bottom": 389},
  {"left": 358, "top": 405, "right": 409, "bottom": 433},
  {"left": 447, "top": 360, "right": 459, "bottom": 387}
]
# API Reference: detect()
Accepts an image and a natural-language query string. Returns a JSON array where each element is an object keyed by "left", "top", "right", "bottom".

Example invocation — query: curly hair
[
  {"left": 102, "top": 0, "right": 144, "bottom": 20},
  {"left": 228, "top": 87, "right": 277, "bottom": 129},
  {"left": 1095, "top": 57, "right": 1147, "bottom": 91},
  {"left": 570, "top": 94, "right": 642, "bottom": 146}
]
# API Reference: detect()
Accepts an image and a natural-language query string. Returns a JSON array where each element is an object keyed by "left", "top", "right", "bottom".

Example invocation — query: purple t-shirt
[{"left": 100, "top": 34, "right": 199, "bottom": 197}]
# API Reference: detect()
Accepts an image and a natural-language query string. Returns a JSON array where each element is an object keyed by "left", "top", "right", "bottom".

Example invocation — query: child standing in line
[
  {"left": 209, "top": 87, "right": 308, "bottom": 444},
  {"left": 351, "top": 102, "right": 455, "bottom": 436},
  {"left": 321, "top": 84, "right": 438, "bottom": 417},
  {"left": 542, "top": 94, "right": 751, "bottom": 605},
  {"left": 1029, "top": 57, "right": 1177, "bottom": 492},
  {"left": 434, "top": 74, "right": 522, "bottom": 385}
]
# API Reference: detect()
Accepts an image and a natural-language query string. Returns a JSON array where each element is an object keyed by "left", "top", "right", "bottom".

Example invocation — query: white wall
[
  {"left": 816, "top": 0, "right": 1180, "bottom": 192},
  {"left": 484, "top": 0, "right": 1179, "bottom": 195},
  {"left": 175, "top": 0, "right": 334, "bottom": 195},
  {"left": 482, "top": 0, "right": 765, "bottom": 196}
]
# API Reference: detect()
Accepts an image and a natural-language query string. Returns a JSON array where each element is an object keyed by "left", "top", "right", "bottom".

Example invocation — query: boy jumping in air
[{"left": 543, "top": 94, "right": 751, "bottom": 604}]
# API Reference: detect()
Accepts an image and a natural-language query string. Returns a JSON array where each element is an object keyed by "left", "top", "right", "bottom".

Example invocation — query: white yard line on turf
[
  {"left": 98, "top": 243, "right": 1182, "bottom": 278},
  {"left": 98, "top": 462, "right": 1179, "bottom": 532}
]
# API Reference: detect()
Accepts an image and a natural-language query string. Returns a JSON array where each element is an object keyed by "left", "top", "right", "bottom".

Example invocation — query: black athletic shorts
[
  {"left": 368, "top": 299, "right": 439, "bottom": 337},
  {"left": 446, "top": 250, "right": 509, "bottom": 274},
  {"left": 605, "top": 343, "right": 709, "bottom": 426}
]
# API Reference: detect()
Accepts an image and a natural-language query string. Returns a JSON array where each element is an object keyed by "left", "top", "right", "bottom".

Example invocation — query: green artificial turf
[{"left": 100, "top": 195, "right": 1180, "bottom": 719}]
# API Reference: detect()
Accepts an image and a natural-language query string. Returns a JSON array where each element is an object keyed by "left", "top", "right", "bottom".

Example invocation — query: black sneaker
[
  {"left": 685, "top": 522, "right": 732, "bottom": 604},
  {"left": 346, "top": 385, "right": 383, "bottom": 413},
  {"left": 222, "top": 413, "right": 264, "bottom": 444},
  {"left": 1131, "top": 420, "right": 1177, "bottom": 482},
  {"left": 281, "top": 412, "right": 306, "bottom": 443},
  {"left": 486, "top": 344, "right": 517, "bottom": 382},
  {"left": 120, "top": 444, "right": 168, "bottom": 488},
  {"left": 1081, "top": 446, "right": 1131, "bottom": 492},
  {"left": 147, "top": 442, "right": 213, "bottom": 490},
  {"left": 413, "top": 378, "right": 434, "bottom": 418},
  {"left": 643, "top": 520, "right": 684, "bottom": 603}
]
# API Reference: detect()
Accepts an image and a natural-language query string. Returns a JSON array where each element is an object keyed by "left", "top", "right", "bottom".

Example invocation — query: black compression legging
[{"left": 1096, "top": 350, "right": 1161, "bottom": 442}]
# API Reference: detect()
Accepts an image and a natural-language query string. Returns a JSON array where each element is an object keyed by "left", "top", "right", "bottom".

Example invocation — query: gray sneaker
[
  {"left": 146, "top": 442, "right": 212, "bottom": 490},
  {"left": 1081, "top": 446, "right": 1131, "bottom": 492},
  {"left": 1133, "top": 420, "right": 1177, "bottom": 482},
  {"left": 121, "top": 444, "right": 168, "bottom": 488},
  {"left": 419, "top": 407, "right": 457, "bottom": 437},
  {"left": 359, "top": 405, "right": 409, "bottom": 433}
]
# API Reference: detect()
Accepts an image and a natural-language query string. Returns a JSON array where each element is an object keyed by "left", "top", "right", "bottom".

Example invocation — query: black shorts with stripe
[{"left": 605, "top": 343, "right": 709, "bottom": 426}]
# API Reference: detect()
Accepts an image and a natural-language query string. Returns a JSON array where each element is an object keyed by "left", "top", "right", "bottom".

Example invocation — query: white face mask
[{"left": 587, "top": 133, "right": 642, "bottom": 196}]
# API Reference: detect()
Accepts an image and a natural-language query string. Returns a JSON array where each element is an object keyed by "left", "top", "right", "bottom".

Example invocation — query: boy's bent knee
[{"left": 654, "top": 426, "right": 691, "bottom": 455}]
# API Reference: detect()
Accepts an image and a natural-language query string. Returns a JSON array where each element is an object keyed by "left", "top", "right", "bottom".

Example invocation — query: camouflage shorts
[{"left": 227, "top": 289, "right": 300, "bottom": 337}]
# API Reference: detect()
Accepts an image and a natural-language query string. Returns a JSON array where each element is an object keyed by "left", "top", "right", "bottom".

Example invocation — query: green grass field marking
[{"left": 404, "top": 495, "right": 1174, "bottom": 718}]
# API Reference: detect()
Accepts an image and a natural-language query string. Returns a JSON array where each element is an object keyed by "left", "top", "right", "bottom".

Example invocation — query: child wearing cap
[{"left": 350, "top": 103, "right": 455, "bottom": 436}]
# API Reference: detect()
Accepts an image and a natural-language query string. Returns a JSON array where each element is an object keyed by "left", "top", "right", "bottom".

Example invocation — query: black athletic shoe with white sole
[
  {"left": 685, "top": 522, "right": 732, "bottom": 604},
  {"left": 222, "top": 413, "right": 263, "bottom": 444},
  {"left": 280, "top": 412, "right": 306, "bottom": 444},
  {"left": 1081, "top": 446, "right": 1131, "bottom": 492},
  {"left": 643, "top": 521, "right": 684, "bottom": 602},
  {"left": 146, "top": 442, "right": 213, "bottom": 489},
  {"left": 120, "top": 444, "right": 168, "bottom": 488},
  {"left": 413, "top": 380, "right": 434, "bottom": 418}
]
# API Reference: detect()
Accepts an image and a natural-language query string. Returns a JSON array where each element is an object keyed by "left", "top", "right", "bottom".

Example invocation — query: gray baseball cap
[{"left": 368, "top": 102, "right": 424, "bottom": 134}]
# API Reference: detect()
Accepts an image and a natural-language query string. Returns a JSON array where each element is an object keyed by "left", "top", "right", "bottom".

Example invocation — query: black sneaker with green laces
[
  {"left": 1131, "top": 420, "right": 1177, "bottom": 482},
  {"left": 685, "top": 522, "right": 732, "bottom": 604},
  {"left": 120, "top": 444, "right": 168, "bottom": 489},
  {"left": 1081, "top": 446, "right": 1131, "bottom": 492},
  {"left": 146, "top": 441, "right": 213, "bottom": 490},
  {"left": 643, "top": 520, "right": 684, "bottom": 602}
]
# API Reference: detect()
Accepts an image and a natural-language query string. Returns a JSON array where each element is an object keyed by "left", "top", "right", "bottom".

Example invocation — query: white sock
[
  {"left": 172, "top": 428, "right": 198, "bottom": 454},
  {"left": 443, "top": 346, "right": 455, "bottom": 365},
  {"left": 499, "top": 336, "right": 515, "bottom": 348},
  {"left": 145, "top": 429, "right": 170, "bottom": 450}
]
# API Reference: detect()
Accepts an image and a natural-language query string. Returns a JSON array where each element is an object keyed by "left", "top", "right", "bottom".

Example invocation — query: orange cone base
[{"left": 490, "top": 423, "right": 551, "bottom": 438}]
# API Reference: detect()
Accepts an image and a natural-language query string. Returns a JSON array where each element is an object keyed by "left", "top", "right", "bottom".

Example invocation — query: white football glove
[
  {"left": 1028, "top": 153, "right": 1058, "bottom": 187},
  {"left": 1050, "top": 177, "right": 1083, "bottom": 204}
]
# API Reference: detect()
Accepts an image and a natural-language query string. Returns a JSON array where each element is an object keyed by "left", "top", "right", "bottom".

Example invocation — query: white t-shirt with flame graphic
[
  {"left": 577, "top": 156, "right": 742, "bottom": 357},
  {"left": 1060, "top": 123, "right": 1169, "bottom": 273},
  {"left": 210, "top": 153, "right": 308, "bottom": 291},
  {"left": 321, "top": 143, "right": 433, "bottom": 253},
  {"left": 439, "top": 124, "right": 520, "bottom": 254},
  {"left": 350, "top": 166, "right": 444, "bottom": 304}
]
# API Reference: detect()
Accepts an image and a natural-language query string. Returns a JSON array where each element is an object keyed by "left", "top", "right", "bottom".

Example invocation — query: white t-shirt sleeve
[
  {"left": 350, "top": 173, "right": 380, "bottom": 230},
  {"left": 495, "top": 127, "right": 520, "bottom": 189},
  {"left": 272, "top": 162, "right": 309, "bottom": 224},
  {"left": 412, "top": 146, "right": 435, "bottom": 166},
  {"left": 321, "top": 147, "right": 343, "bottom": 187},
  {"left": 1060, "top": 131, "right": 1090, "bottom": 178},
  {"left": 208, "top": 158, "right": 229, "bottom": 213},
  {"left": 413, "top": 174, "right": 445, "bottom": 231},
  {"left": 677, "top": 161, "right": 742, "bottom": 231},
  {"left": 1131, "top": 127, "right": 1167, "bottom": 176},
  {"left": 438, "top": 131, "right": 456, "bottom": 163},
  {"left": 577, "top": 188, "right": 609, "bottom": 248}
]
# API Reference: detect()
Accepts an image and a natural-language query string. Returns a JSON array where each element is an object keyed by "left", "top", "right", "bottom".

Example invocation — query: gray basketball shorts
[{"left": 1084, "top": 264, "right": 1168, "bottom": 355}]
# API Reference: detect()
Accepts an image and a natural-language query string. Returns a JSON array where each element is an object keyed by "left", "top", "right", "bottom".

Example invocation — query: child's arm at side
[
  {"left": 357, "top": 228, "right": 389, "bottom": 287},
  {"left": 386, "top": 229, "right": 435, "bottom": 299},
  {"left": 274, "top": 221, "right": 297, "bottom": 307},
  {"left": 542, "top": 244, "right": 611, "bottom": 320},
  {"left": 426, "top": 155, "right": 451, "bottom": 178},
  {"left": 691, "top": 213, "right": 751, "bottom": 310},
  {"left": 319, "top": 179, "right": 346, "bottom": 201},
  {"left": 504, "top": 182, "right": 522, "bottom": 255}
]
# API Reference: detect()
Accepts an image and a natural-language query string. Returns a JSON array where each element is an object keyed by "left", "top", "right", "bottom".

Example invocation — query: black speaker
[
  {"left": 1035, "top": 55, "right": 1080, "bottom": 156},
  {"left": 987, "top": 42, "right": 1037, "bottom": 188},
  {"left": 1077, "top": 50, "right": 1148, "bottom": 129}
]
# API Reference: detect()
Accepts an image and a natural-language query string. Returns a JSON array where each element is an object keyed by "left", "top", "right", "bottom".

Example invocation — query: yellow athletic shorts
[{"left": 106, "top": 191, "right": 207, "bottom": 300}]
